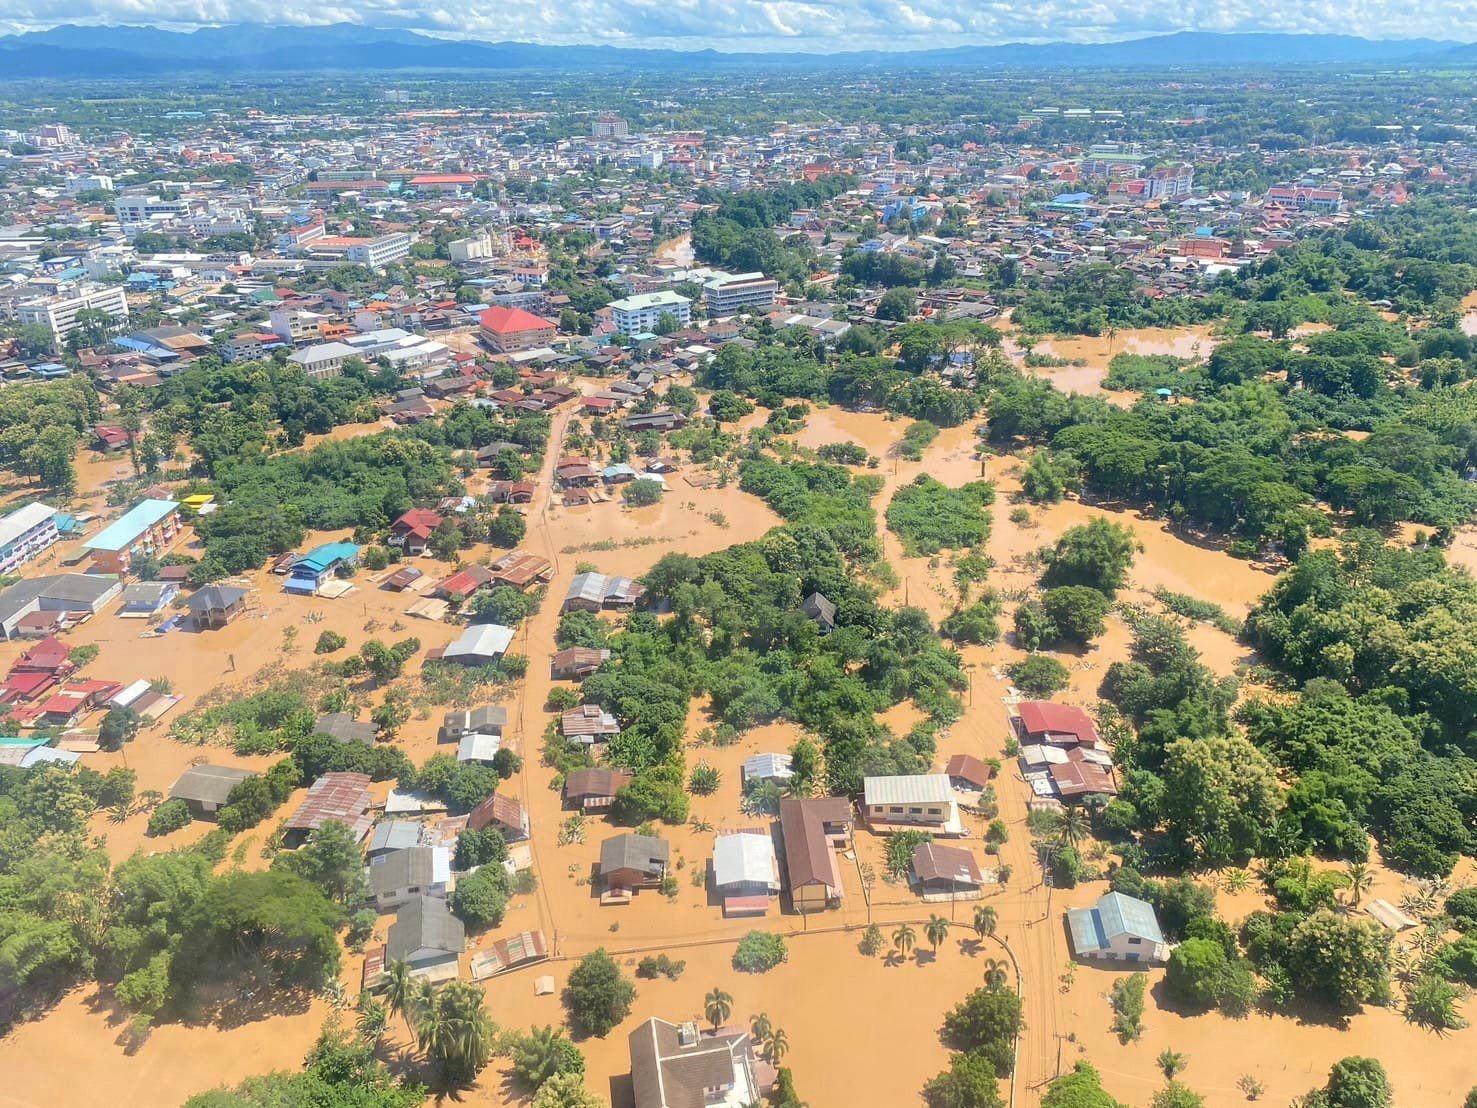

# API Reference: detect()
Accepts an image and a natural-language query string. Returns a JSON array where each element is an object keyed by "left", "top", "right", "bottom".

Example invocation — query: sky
[{"left": 0, "top": 0, "right": 1470, "bottom": 52}]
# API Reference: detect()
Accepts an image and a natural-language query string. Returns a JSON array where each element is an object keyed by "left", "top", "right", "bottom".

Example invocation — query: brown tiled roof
[
  {"left": 467, "top": 791, "right": 525, "bottom": 834},
  {"left": 912, "top": 841, "right": 985, "bottom": 886},
  {"left": 946, "top": 753, "right": 992, "bottom": 789},
  {"left": 778, "top": 797, "right": 849, "bottom": 894},
  {"left": 564, "top": 767, "right": 631, "bottom": 800},
  {"left": 629, "top": 1019, "right": 755, "bottom": 1108}
]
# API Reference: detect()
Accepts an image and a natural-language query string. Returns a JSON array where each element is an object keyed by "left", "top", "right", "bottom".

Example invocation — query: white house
[
  {"left": 1066, "top": 891, "right": 1167, "bottom": 964},
  {"left": 862, "top": 773, "right": 963, "bottom": 834}
]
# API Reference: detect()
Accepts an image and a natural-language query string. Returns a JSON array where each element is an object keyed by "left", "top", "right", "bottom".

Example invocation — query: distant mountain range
[{"left": 0, "top": 24, "right": 1473, "bottom": 77}]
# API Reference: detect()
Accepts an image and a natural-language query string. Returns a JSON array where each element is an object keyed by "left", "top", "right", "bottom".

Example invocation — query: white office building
[
  {"left": 703, "top": 271, "right": 779, "bottom": 316},
  {"left": 609, "top": 290, "right": 691, "bottom": 337},
  {"left": 65, "top": 173, "right": 115, "bottom": 196},
  {"left": 17, "top": 285, "right": 129, "bottom": 345},
  {"left": 288, "top": 341, "right": 358, "bottom": 379},
  {"left": 114, "top": 194, "right": 192, "bottom": 226},
  {"left": 347, "top": 233, "right": 413, "bottom": 269}
]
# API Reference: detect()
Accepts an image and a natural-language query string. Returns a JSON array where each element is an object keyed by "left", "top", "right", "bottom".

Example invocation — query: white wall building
[
  {"left": 346, "top": 233, "right": 413, "bottom": 269},
  {"left": 609, "top": 290, "right": 691, "bottom": 337},
  {"left": 17, "top": 285, "right": 129, "bottom": 345},
  {"left": 0, "top": 502, "right": 59, "bottom": 575},
  {"left": 703, "top": 271, "right": 779, "bottom": 316}
]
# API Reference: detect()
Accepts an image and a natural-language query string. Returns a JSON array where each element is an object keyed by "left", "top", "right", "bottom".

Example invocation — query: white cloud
[{"left": 0, "top": 0, "right": 1472, "bottom": 50}]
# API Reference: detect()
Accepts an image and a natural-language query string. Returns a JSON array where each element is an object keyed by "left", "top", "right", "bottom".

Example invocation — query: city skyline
[{"left": 1, "top": 2, "right": 1475, "bottom": 53}]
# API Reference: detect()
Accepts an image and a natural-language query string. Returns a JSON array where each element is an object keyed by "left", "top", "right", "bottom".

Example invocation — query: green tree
[
  {"left": 972, "top": 905, "right": 997, "bottom": 942},
  {"left": 876, "top": 287, "right": 916, "bottom": 322},
  {"left": 564, "top": 949, "right": 635, "bottom": 1037},
  {"left": 1159, "top": 735, "right": 1281, "bottom": 866},
  {"left": 271, "top": 820, "right": 368, "bottom": 905},
  {"left": 1041, "top": 519, "right": 1138, "bottom": 595},
  {"left": 1041, "top": 1062, "right": 1128, "bottom": 1108},
  {"left": 923, "top": 1049, "right": 1004, "bottom": 1108},
  {"left": 98, "top": 706, "right": 141, "bottom": 751},
  {"left": 1308, "top": 1056, "right": 1393, "bottom": 1108},
  {"left": 1150, "top": 1082, "right": 1204, "bottom": 1108},
  {"left": 449, "top": 865, "right": 509, "bottom": 930},
  {"left": 1165, "top": 939, "right": 1229, "bottom": 1008}
]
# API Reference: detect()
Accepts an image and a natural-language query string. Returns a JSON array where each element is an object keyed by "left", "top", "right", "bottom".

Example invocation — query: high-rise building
[{"left": 592, "top": 114, "right": 629, "bottom": 138}]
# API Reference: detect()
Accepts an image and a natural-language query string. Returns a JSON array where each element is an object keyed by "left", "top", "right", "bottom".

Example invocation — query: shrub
[
  {"left": 732, "top": 931, "right": 787, "bottom": 973},
  {"left": 146, "top": 798, "right": 192, "bottom": 836},
  {"left": 314, "top": 630, "right": 347, "bottom": 654},
  {"left": 689, "top": 762, "right": 721, "bottom": 795},
  {"left": 1110, "top": 972, "right": 1147, "bottom": 1042},
  {"left": 635, "top": 954, "right": 686, "bottom": 980}
]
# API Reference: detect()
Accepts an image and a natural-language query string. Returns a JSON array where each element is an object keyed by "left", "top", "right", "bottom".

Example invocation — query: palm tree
[
  {"left": 1157, "top": 1048, "right": 1188, "bottom": 1080},
  {"left": 512, "top": 1025, "right": 573, "bottom": 1088},
  {"left": 1057, "top": 806, "right": 1091, "bottom": 848},
  {"left": 750, "top": 1012, "right": 772, "bottom": 1044},
  {"left": 417, "top": 981, "right": 495, "bottom": 1084},
  {"left": 972, "top": 905, "right": 997, "bottom": 942},
  {"left": 355, "top": 998, "right": 388, "bottom": 1044},
  {"left": 892, "top": 923, "right": 916, "bottom": 959},
  {"left": 704, "top": 987, "right": 733, "bottom": 1032},
  {"left": 983, "top": 958, "right": 1010, "bottom": 991},
  {"left": 382, "top": 959, "right": 417, "bottom": 1039},
  {"left": 1344, "top": 861, "right": 1373, "bottom": 910},
  {"left": 925, "top": 914, "right": 950, "bottom": 957},
  {"left": 767, "top": 1026, "right": 790, "bottom": 1064}
]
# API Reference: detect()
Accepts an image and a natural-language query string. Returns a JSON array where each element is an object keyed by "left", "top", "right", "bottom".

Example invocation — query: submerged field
[{"left": 0, "top": 344, "right": 1473, "bottom": 1108}]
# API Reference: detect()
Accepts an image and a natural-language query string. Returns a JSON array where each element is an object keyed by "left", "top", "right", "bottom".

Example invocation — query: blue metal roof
[
  {"left": 293, "top": 541, "right": 359, "bottom": 574},
  {"left": 83, "top": 498, "right": 177, "bottom": 552}
]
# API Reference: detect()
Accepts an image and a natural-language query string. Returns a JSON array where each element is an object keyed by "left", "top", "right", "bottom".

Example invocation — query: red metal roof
[{"left": 1015, "top": 701, "right": 1098, "bottom": 745}]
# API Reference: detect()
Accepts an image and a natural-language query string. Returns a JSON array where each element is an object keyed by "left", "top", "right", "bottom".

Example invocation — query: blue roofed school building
[
  {"left": 1066, "top": 891, "right": 1168, "bottom": 964},
  {"left": 286, "top": 541, "right": 360, "bottom": 595},
  {"left": 81, "top": 498, "right": 181, "bottom": 576}
]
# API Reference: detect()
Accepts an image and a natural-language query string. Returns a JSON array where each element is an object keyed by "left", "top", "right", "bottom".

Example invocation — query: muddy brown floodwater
[
  {"left": 1007, "top": 324, "right": 1220, "bottom": 402},
  {"left": 0, "top": 384, "right": 1472, "bottom": 1108}
]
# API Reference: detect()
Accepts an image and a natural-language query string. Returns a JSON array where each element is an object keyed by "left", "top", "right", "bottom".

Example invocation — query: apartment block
[{"left": 0, "top": 502, "right": 59, "bottom": 575}]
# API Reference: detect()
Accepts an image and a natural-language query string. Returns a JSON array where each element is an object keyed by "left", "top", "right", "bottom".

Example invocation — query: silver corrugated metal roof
[{"left": 863, "top": 773, "right": 952, "bottom": 806}]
